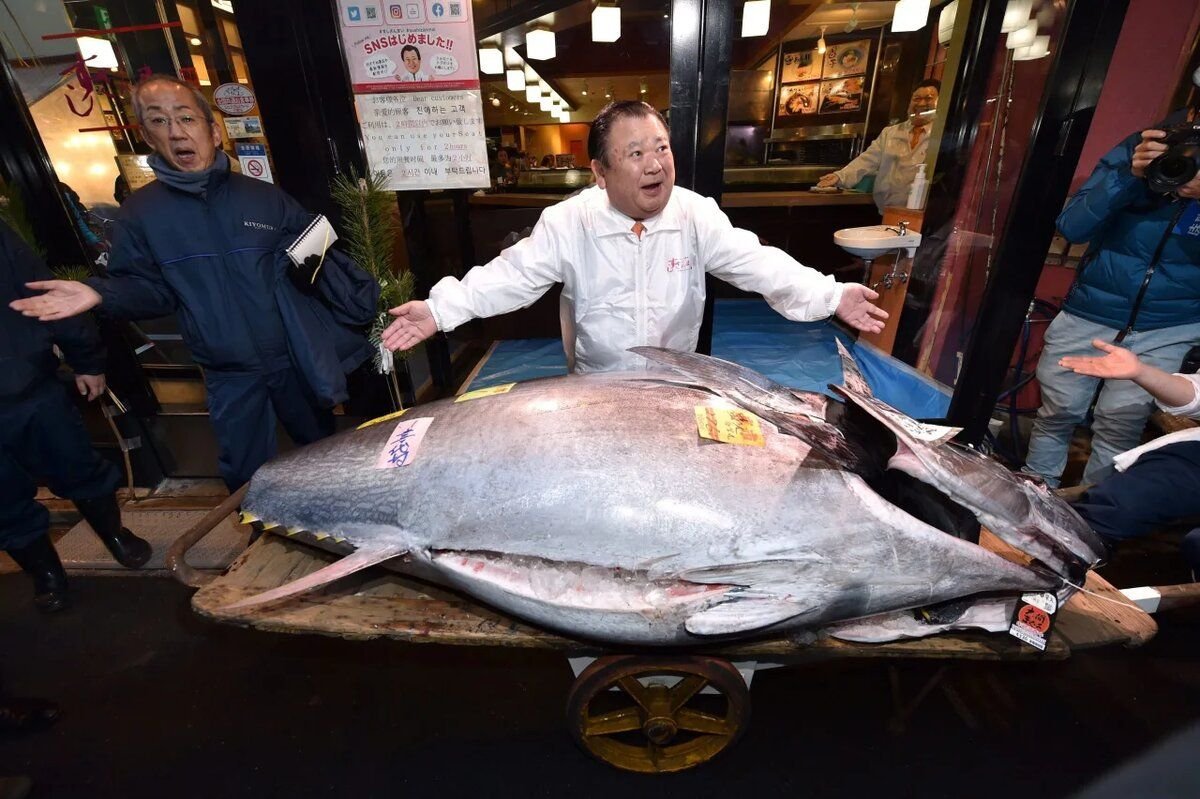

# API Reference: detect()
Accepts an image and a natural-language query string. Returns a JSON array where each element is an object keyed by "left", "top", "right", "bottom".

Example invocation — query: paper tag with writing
[
  {"left": 357, "top": 408, "right": 407, "bottom": 430},
  {"left": 456, "top": 383, "right": 516, "bottom": 403},
  {"left": 695, "top": 407, "right": 766, "bottom": 447},
  {"left": 1007, "top": 591, "right": 1058, "bottom": 651},
  {"left": 375, "top": 417, "right": 432, "bottom": 469}
]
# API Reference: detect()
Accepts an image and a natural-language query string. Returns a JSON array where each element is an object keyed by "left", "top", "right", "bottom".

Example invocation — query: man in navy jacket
[
  {"left": 2, "top": 219, "right": 151, "bottom": 612},
  {"left": 11, "top": 76, "right": 380, "bottom": 491},
  {"left": 1024, "top": 111, "right": 1200, "bottom": 487}
]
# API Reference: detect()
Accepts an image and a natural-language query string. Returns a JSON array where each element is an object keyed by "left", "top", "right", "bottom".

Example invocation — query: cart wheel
[{"left": 566, "top": 654, "right": 750, "bottom": 773}]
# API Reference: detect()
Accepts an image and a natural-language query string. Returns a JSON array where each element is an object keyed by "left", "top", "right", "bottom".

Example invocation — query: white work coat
[
  {"left": 1113, "top": 372, "right": 1200, "bottom": 471},
  {"left": 834, "top": 119, "right": 930, "bottom": 212},
  {"left": 426, "top": 185, "right": 844, "bottom": 373}
]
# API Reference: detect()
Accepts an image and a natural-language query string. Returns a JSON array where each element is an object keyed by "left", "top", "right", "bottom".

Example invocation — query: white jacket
[
  {"left": 834, "top": 120, "right": 929, "bottom": 212},
  {"left": 1113, "top": 372, "right": 1200, "bottom": 471},
  {"left": 426, "top": 185, "right": 844, "bottom": 373}
]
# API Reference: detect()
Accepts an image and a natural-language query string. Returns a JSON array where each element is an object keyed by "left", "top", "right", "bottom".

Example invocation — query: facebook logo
[{"left": 431, "top": 2, "right": 443, "bottom": 17}]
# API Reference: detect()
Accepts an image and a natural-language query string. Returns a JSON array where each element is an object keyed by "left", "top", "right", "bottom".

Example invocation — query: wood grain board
[{"left": 193, "top": 527, "right": 1155, "bottom": 660}]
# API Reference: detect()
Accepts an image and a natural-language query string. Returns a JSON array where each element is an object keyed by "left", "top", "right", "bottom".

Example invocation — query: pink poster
[{"left": 337, "top": 0, "right": 481, "bottom": 93}]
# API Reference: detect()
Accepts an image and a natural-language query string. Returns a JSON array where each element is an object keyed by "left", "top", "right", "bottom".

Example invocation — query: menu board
[
  {"left": 775, "top": 36, "right": 873, "bottom": 129},
  {"left": 336, "top": 0, "right": 489, "bottom": 190}
]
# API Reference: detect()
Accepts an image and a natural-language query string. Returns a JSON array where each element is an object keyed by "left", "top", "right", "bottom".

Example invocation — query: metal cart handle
[{"left": 166, "top": 483, "right": 249, "bottom": 588}]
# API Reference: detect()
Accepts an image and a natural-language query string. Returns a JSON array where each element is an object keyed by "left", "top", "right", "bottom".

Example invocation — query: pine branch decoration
[{"left": 330, "top": 169, "right": 414, "bottom": 368}]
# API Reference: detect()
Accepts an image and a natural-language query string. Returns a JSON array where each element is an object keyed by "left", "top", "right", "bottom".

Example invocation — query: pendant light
[
  {"left": 592, "top": 4, "right": 621, "bottom": 42},
  {"left": 741, "top": 0, "right": 770, "bottom": 38},
  {"left": 478, "top": 46, "right": 503, "bottom": 74},
  {"left": 892, "top": 0, "right": 931, "bottom": 33},
  {"left": 526, "top": 27, "right": 556, "bottom": 60},
  {"left": 1001, "top": 0, "right": 1034, "bottom": 33}
]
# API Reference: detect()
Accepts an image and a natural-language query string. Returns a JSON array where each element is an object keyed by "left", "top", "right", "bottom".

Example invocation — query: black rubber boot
[
  {"left": 73, "top": 494, "right": 151, "bottom": 569},
  {"left": 5, "top": 537, "right": 70, "bottom": 613}
]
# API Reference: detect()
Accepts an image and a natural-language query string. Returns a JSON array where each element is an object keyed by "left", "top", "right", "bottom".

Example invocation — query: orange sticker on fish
[
  {"left": 375, "top": 417, "right": 433, "bottom": 469},
  {"left": 694, "top": 406, "right": 765, "bottom": 447}
]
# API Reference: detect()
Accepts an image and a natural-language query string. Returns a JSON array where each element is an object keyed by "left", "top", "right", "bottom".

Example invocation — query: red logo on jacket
[{"left": 666, "top": 256, "right": 693, "bottom": 272}]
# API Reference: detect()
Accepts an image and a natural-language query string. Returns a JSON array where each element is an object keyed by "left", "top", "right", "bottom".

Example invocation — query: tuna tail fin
[
  {"left": 223, "top": 543, "right": 408, "bottom": 612},
  {"left": 629, "top": 346, "right": 862, "bottom": 469}
]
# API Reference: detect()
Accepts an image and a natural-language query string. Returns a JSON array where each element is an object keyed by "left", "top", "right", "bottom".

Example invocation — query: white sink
[{"left": 834, "top": 225, "right": 922, "bottom": 260}]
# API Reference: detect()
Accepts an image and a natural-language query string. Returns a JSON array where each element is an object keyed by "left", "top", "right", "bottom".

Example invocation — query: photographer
[{"left": 1024, "top": 108, "right": 1200, "bottom": 487}]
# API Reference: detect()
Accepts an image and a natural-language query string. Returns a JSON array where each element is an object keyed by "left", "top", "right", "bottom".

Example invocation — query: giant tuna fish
[{"left": 229, "top": 347, "right": 1106, "bottom": 645}]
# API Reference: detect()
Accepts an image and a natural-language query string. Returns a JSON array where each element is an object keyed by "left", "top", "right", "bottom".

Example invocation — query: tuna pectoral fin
[
  {"left": 223, "top": 544, "right": 408, "bottom": 612},
  {"left": 685, "top": 596, "right": 808, "bottom": 637}
]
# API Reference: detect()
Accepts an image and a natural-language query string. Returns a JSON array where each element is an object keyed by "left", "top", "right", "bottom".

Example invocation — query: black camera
[{"left": 1144, "top": 121, "right": 1200, "bottom": 193}]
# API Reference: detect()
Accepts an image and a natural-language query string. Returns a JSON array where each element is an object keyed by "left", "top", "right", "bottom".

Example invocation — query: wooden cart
[{"left": 169, "top": 495, "right": 1160, "bottom": 774}]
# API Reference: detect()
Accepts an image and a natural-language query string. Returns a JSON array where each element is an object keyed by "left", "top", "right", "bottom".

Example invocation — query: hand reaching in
[
  {"left": 835, "top": 283, "right": 888, "bottom": 335},
  {"left": 381, "top": 300, "right": 439, "bottom": 352},
  {"left": 1059, "top": 339, "right": 1142, "bottom": 380},
  {"left": 9, "top": 280, "right": 102, "bottom": 321}
]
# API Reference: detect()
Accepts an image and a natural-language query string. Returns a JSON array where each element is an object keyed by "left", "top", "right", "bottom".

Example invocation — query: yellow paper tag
[
  {"left": 695, "top": 406, "right": 766, "bottom": 447},
  {"left": 357, "top": 408, "right": 408, "bottom": 430},
  {"left": 456, "top": 383, "right": 516, "bottom": 403}
]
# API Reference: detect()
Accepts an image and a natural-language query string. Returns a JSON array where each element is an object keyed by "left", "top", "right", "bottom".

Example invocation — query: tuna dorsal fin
[
  {"left": 223, "top": 543, "right": 408, "bottom": 612},
  {"left": 834, "top": 338, "right": 873, "bottom": 397},
  {"left": 630, "top": 347, "right": 862, "bottom": 469},
  {"left": 685, "top": 596, "right": 808, "bottom": 636},
  {"left": 630, "top": 346, "right": 804, "bottom": 414}
]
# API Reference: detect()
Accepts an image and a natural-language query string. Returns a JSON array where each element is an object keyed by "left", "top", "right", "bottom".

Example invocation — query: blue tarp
[{"left": 463, "top": 299, "right": 951, "bottom": 419}]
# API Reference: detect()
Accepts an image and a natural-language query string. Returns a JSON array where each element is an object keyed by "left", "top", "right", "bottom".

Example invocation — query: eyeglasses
[{"left": 143, "top": 114, "right": 207, "bottom": 130}]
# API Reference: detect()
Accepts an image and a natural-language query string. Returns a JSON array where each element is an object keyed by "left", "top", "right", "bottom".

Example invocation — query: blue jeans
[{"left": 1024, "top": 311, "right": 1200, "bottom": 487}]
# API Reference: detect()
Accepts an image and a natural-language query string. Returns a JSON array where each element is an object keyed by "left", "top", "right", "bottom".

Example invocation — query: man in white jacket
[
  {"left": 382, "top": 100, "right": 887, "bottom": 370},
  {"left": 1061, "top": 339, "right": 1200, "bottom": 578}
]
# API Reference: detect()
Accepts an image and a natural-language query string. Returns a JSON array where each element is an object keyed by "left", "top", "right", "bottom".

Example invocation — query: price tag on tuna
[
  {"left": 1007, "top": 591, "right": 1058, "bottom": 651},
  {"left": 456, "top": 383, "right": 515, "bottom": 402},
  {"left": 357, "top": 408, "right": 407, "bottom": 430},
  {"left": 375, "top": 417, "right": 432, "bottom": 469},
  {"left": 695, "top": 407, "right": 765, "bottom": 447}
]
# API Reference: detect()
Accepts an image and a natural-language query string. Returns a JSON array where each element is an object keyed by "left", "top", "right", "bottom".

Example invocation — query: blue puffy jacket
[
  {"left": 88, "top": 164, "right": 379, "bottom": 407},
  {"left": 1059, "top": 117, "right": 1200, "bottom": 333}
]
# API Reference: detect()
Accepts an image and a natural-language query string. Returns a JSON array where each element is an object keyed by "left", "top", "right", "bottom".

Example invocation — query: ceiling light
[
  {"left": 506, "top": 68, "right": 526, "bottom": 91},
  {"left": 188, "top": 36, "right": 202, "bottom": 46},
  {"left": 525, "top": 84, "right": 540, "bottom": 103},
  {"left": 581, "top": 80, "right": 589, "bottom": 96},
  {"left": 559, "top": 110, "right": 571, "bottom": 123},
  {"left": 478, "top": 46, "right": 503, "bottom": 74},
  {"left": 526, "top": 27, "right": 555, "bottom": 60},
  {"left": 938, "top": 0, "right": 958, "bottom": 45},
  {"left": 1000, "top": 0, "right": 1033, "bottom": 33},
  {"left": 818, "top": 25, "right": 827, "bottom": 54},
  {"left": 1006, "top": 19, "right": 1037, "bottom": 48},
  {"left": 639, "top": 81, "right": 647, "bottom": 95},
  {"left": 605, "top": 83, "right": 613, "bottom": 100},
  {"left": 741, "top": 0, "right": 770, "bottom": 38},
  {"left": 504, "top": 47, "right": 520, "bottom": 68},
  {"left": 892, "top": 0, "right": 930, "bottom": 33},
  {"left": 1013, "top": 34, "right": 1050, "bottom": 60},
  {"left": 77, "top": 36, "right": 118, "bottom": 70},
  {"left": 490, "top": 95, "right": 501, "bottom": 107},
  {"left": 592, "top": 4, "right": 621, "bottom": 43},
  {"left": 539, "top": 96, "right": 553, "bottom": 111}
]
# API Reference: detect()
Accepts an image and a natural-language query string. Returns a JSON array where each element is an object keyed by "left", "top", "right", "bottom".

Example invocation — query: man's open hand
[
  {"left": 1059, "top": 339, "right": 1142, "bottom": 380},
  {"left": 9, "top": 280, "right": 101, "bottom": 321},
  {"left": 835, "top": 283, "right": 888, "bottom": 335},
  {"left": 381, "top": 300, "right": 439, "bottom": 352}
]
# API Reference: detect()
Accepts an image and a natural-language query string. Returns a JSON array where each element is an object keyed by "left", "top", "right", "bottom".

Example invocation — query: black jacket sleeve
[{"left": 0, "top": 220, "right": 106, "bottom": 377}]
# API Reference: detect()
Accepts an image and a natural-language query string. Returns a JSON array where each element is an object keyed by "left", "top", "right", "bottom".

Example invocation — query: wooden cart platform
[{"left": 185, "top": 526, "right": 1157, "bottom": 773}]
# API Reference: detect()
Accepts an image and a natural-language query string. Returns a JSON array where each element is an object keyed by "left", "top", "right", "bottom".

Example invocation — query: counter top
[
  {"left": 469, "top": 190, "right": 878, "bottom": 210},
  {"left": 720, "top": 191, "right": 875, "bottom": 208}
]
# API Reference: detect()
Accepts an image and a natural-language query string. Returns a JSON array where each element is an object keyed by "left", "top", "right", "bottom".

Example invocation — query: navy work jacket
[
  {"left": 1, "top": 220, "right": 105, "bottom": 401},
  {"left": 1059, "top": 113, "right": 1200, "bottom": 333},
  {"left": 89, "top": 167, "right": 379, "bottom": 407}
]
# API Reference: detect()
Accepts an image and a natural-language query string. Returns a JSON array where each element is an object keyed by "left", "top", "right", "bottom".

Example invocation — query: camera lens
[{"left": 1146, "top": 145, "right": 1200, "bottom": 193}]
